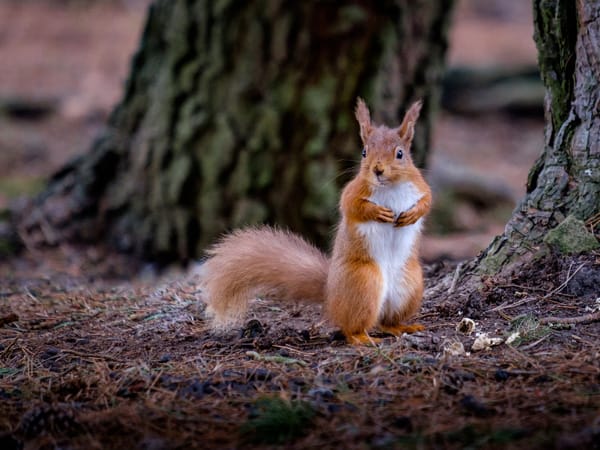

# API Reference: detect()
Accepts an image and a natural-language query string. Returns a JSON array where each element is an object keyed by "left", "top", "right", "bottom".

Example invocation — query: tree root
[{"left": 539, "top": 311, "right": 600, "bottom": 325}]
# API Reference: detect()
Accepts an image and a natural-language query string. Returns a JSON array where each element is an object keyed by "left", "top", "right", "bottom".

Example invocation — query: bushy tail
[{"left": 199, "top": 226, "right": 329, "bottom": 328}]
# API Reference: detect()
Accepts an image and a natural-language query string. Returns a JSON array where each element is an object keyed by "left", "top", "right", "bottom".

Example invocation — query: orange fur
[
  {"left": 325, "top": 98, "right": 430, "bottom": 343},
  {"left": 201, "top": 98, "right": 431, "bottom": 344},
  {"left": 201, "top": 227, "right": 328, "bottom": 328}
]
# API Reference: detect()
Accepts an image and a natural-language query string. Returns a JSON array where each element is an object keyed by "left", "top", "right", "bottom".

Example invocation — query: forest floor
[
  {"left": 0, "top": 0, "right": 599, "bottom": 449},
  {"left": 0, "top": 246, "right": 598, "bottom": 449}
]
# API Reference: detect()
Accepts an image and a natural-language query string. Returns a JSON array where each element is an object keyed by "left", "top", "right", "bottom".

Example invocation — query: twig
[
  {"left": 448, "top": 262, "right": 464, "bottom": 294},
  {"left": 496, "top": 283, "right": 575, "bottom": 297},
  {"left": 497, "top": 310, "right": 514, "bottom": 322},
  {"left": 25, "top": 289, "right": 40, "bottom": 303},
  {"left": 585, "top": 211, "right": 600, "bottom": 233},
  {"left": 423, "top": 322, "right": 456, "bottom": 329},
  {"left": 0, "top": 313, "right": 18, "bottom": 327},
  {"left": 542, "top": 263, "right": 585, "bottom": 299},
  {"left": 489, "top": 296, "right": 537, "bottom": 313},
  {"left": 489, "top": 264, "right": 581, "bottom": 317},
  {"left": 0, "top": 337, "right": 19, "bottom": 357},
  {"left": 271, "top": 345, "right": 315, "bottom": 357},
  {"left": 519, "top": 334, "right": 551, "bottom": 351},
  {"left": 246, "top": 351, "right": 307, "bottom": 366},
  {"left": 373, "top": 346, "right": 401, "bottom": 369},
  {"left": 146, "top": 369, "right": 164, "bottom": 395},
  {"left": 571, "top": 334, "right": 596, "bottom": 347},
  {"left": 504, "top": 343, "right": 541, "bottom": 370},
  {"left": 497, "top": 283, "right": 548, "bottom": 293},
  {"left": 539, "top": 311, "right": 600, "bottom": 325},
  {"left": 61, "top": 348, "right": 125, "bottom": 363}
]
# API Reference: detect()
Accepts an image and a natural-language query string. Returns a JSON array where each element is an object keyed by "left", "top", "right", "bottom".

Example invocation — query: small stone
[
  {"left": 443, "top": 340, "right": 466, "bottom": 356},
  {"left": 471, "top": 333, "right": 504, "bottom": 351}
]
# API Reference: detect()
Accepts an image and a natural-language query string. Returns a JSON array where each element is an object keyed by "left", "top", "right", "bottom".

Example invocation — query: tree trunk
[
  {"left": 477, "top": 0, "right": 600, "bottom": 273},
  {"left": 17, "top": 0, "right": 453, "bottom": 262}
]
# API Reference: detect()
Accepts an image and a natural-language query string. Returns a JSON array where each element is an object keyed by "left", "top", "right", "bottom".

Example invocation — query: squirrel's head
[{"left": 355, "top": 97, "right": 422, "bottom": 186}]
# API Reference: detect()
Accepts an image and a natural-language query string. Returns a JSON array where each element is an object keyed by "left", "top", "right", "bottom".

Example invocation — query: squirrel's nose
[{"left": 373, "top": 167, "right": 384, "bottom": 177}]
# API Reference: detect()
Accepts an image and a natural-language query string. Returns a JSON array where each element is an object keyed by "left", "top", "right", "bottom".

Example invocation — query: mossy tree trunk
[
  {"left": 18, "top": 0, "right": 453, "bottom": 262},
  {"left": 478, "top": 0, "right": 600, "bottom": 272}
]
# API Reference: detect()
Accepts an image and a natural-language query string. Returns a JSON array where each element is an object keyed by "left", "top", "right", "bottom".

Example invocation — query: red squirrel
[{"left": 200, "top": 98, "right": 431, "bottom": 345}]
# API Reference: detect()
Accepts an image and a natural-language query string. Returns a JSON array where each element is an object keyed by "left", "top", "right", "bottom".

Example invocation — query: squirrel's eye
[
  {"left": 361, "top": 148, "right": 367, "bottom": 158},
  {"left": 396, "top": 147, "right": 404, "bottom": 159}
]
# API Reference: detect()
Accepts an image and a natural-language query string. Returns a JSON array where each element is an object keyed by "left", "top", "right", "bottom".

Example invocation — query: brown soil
[{"left": 1, "top": 1, "right": 598, "bottom": 449}]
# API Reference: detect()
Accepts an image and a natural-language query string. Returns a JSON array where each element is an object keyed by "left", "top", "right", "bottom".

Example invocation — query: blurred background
[{"left": 0, "top": 0, "right": 544, "bottom": 262}]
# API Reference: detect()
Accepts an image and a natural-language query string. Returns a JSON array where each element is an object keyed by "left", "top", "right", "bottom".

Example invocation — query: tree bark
[
  {"left": 477, "top": 0, "right": 600, "bottom": 273},
  {"left": 17, "top": 0, "right": 453, "bottom": 262}
]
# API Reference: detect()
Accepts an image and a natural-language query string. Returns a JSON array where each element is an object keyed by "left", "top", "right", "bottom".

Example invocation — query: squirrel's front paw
[
  {"left": 375, "top": 206, "right": 395, "bottom": 223},
  {"left": 395, "top": 209, "right": 420, "bottom": 227}
]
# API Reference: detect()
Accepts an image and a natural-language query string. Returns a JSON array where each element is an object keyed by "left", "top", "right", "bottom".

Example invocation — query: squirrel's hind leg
[
  {"left": 378, "top": 297, "right": 425, "bottom": 335},
  {"left": 326, "top": 262, "right": 383, "bottom": 346}
]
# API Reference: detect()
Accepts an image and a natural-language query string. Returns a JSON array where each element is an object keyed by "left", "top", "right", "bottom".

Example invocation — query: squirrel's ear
[
  {"left": 355, "top": 97, "right": 372, "bottom": 142},
  {"left": 397, "top": 100, "right": 422, "bottom": 143}
]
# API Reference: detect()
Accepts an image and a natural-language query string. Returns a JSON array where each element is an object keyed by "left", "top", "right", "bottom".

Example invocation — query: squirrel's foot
[
  {"left": 345, "top": 331, "right": 381, "bottom": 346},
  {"left": 379, "top": 323, "right": 425, "bottom": 336}
]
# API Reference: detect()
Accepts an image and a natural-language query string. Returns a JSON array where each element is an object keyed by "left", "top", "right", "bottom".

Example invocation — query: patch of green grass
[
  {"left": 443, "top": 425, "right": 529, "bottom": 448},
  {"left": 52, "top": 321, "right": 75, "bottom": 329},
  {"left": 509, "top": 314, "right": 552, "bottom": 346},
  {"left": 0, "top": 367, "right": 20, "bottom": 376},
  {"left": 388, "top": 426, "right": 530, "bottom": 450},
  {"left": 240, "top": 397, "right": 315, "bottom": 444}
]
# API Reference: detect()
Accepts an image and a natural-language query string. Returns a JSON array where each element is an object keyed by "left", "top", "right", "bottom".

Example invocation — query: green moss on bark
[
  {"left": 18, "top": 0, "right": 454, "bottom": 262},
  {"left": 544, "top": 215, "right": 599, "bottom": 254},
  {"left": 477, "top": 0, "right": 600, "bottom": 273}
]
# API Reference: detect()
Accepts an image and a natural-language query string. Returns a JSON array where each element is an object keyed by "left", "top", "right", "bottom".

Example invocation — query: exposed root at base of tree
[{"left": 539, "top": 310, "right": 600, "bottom": 325}]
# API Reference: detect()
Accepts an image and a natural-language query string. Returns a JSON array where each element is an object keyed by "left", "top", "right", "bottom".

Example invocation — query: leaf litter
[{"left": 0, "top": 246, "right": 598, "bottom": 449}]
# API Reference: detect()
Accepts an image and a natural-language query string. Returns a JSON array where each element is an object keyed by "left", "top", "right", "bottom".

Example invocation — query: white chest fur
[{"left": 356, "top": 182, "right": 423, "bottom": 317}]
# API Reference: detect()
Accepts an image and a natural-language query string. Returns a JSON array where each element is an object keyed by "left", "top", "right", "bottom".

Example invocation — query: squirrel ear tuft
[
  {"left": 397, "top": 100, "right": 422, "bottom": 143},
  {"left": 355, "top": 97, "right": 372, "bottom": 142}
]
